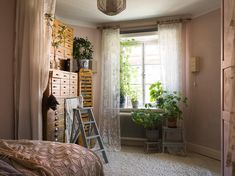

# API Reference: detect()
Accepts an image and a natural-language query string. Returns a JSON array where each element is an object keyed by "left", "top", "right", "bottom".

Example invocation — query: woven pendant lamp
[{"left": 97, "top": 0, "right": 126, "bottom": 16}]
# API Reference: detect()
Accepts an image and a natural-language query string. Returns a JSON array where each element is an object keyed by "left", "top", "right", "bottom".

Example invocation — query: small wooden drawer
[
  {"left": 70, "top": 84, "right": 77, "bottom": 90},
  {"left": 56, "top": 48, "right": 64, "bottom": 57},
  {"left": 69, "top": 89, "right": 77, "bottom": 97},
  {"left": 50, "top": 78, "right": 60, "bottom": 85},
  {"left": 61, "top": 90, "right": 70, "bottom": 97},
  {"left": 65, "top": 49, "right": 72, "bottom": 59},
  {"left": 65, "top": 28, "right": 73, "bottom": 39},
  {"left": 61, "top": 79, "right": 70, "bottom": 85},
  {"left": 64, "top": 42, "right": 73, "bottom": 49},
  {"left": 52, "top": 70, "right": 62, "bottom": 78},
  {"left": 66, "top": 26, "right": 73, "bottom": 34},
  {"left": 70, "top": 73, "right": 77, "bottom": 80},
  {"left": 49, "top": 84, "right": 60, "bottom": 93},
  {"left": 70, "top": 79, "right": 77, "bottom": 85},
  {"left": 51, "top": 90, "right": 60, "bottom": 97},
  {"left": 65, "top": 38, "right": 73, "bottom": 45},
  {"left": 61, "top": 84, "right": 69, "bottom": 91},
  {"left": 61, "top": 72, "right": 70, "bottom": 79}
]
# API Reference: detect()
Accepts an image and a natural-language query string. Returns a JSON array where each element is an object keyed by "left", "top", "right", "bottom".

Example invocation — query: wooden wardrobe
[{"left": 221, "top": 0, "right": 235, "bottom": 175}]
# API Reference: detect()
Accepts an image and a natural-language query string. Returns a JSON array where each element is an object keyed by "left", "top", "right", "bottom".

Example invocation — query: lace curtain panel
[
  {"left": 158, "top": 23, "right": 183, "bottom": 92},
  {"left": 14, "top": 0, "right": 56, "bottom": 139},
  {"left": 99, "top": 29, "right": 121, "bottom": 151}
]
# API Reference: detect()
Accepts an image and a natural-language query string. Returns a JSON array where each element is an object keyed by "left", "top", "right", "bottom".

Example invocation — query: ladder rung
[
  {"left": 75, "top": 107, "right": 93, "bottom": 110},
  {"left": 91, "top": 148, "right": 105, "bottom": 153},
  {"left": 83, "top": 121, "right": 95, "bottom": 125},
  {"left": 86, "top": 135, "right": 99, "bottom": 140}
]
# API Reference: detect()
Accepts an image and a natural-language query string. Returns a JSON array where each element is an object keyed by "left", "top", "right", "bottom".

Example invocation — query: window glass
[{"left": 121, "top": 34, "right": 161, "bottom": 108}]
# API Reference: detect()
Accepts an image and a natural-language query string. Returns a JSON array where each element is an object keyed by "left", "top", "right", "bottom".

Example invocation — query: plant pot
[
  {"left": 167, "top": 117, "right": 177, "bottom": 128},
  {"left": 131, "top": 101, "right": 139, "bottom": 109},
  {"left": 146, "top": 129, "right": 159, "bottom": 142},
  {"left": 120, "top": 95, "right": 126, "bottom": 108},
  {"left": 78, "top": 59, "right": 89, "bottom": 70}
]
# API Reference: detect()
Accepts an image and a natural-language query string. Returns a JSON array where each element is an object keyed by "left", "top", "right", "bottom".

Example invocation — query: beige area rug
[{"left": 103, "top": 147, "right": 220, "bottom": 176}]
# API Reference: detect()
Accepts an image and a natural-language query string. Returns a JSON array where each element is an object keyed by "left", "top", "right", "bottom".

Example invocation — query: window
[{"left": 121, "top": 33, "right": 163, "bottom": 107}]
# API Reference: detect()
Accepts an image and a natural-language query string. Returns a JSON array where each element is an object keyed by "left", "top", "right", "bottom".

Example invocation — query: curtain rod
[
  {"left": 97, "top": 15, "right": 191, "bottom": 30},
  {"left": 156, "top": 17, "right": 191, "bottom": 25}
]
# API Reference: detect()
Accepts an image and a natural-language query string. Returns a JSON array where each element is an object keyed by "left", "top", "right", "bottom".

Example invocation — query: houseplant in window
[
  {"left": 149, "top": 81, "right": 187, "bottom": 128},
  {"left": 149, "top": 81, "right": 165, "bottom": 106},
  {"left": 130, "top": 90, "right": 139, "bottom": 109},
  {"left": 161, "top": 91, "right": 187, "bottom": 128},
  {"left": 73, "top": 37, "right": 94, "bottom": 70},
  {"left": 131, "top": 107, "right": 164, "bottom": 141}
]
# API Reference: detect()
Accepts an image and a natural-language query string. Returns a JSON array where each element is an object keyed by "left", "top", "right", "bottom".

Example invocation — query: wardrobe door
[{"left": 221, "top": 0, "right": 235, "bottom": 175}]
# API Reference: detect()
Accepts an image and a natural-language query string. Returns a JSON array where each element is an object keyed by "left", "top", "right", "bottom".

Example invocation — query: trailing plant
[
  {"left": 131, "top": 108, "right": 164, "bottom": 129},
  {"left": 73, "top": 37, "right": 94, "bottom": 60}
]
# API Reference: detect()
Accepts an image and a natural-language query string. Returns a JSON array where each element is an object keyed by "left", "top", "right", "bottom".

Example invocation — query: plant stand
[
  {"left": 162, "top": 126, "right": 186, "bottom": 154},
  {"left": 144, "top": 141, "right": 161, "bottom": 153}
]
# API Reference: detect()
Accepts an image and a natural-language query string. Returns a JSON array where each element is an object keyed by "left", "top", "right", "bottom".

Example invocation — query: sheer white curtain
[
  {"left": 158, "top": 23, "right": 183, "bottom": 92},
  {"left": 99, "top": 28, "right": 121, "bottom": 151},
  {"left": 14, "top": 0, "right": 56, "bottom": 139}
]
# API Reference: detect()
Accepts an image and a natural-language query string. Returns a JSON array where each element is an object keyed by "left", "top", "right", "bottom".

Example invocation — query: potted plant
[
  {"left": 130, "top": 90, "right": 139, "bottom": 109},
  {"left": 161, "top": 91, "right": 187, "bottom": 128},
  {"left": 149, "top": 82, "right": 188, "bottom": 128},
  {"left": 73, "top": 37, "right": 94, "bottom": 70},
  {"left": 131, "top": 107, "right": 164, "bottom": 141}
]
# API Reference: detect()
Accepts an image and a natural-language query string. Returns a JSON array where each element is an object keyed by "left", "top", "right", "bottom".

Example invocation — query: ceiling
[{"left": 55, "top": 0, "right": 220, "bottom": 27}]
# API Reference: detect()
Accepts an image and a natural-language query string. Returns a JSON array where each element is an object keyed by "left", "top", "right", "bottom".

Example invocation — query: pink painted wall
[
  {"left": 72, "top": 26, "right": 102, "bottom": 121},
  {"left": 0, "top": 0, "right": 16, "bottom": 139},
  {"left": 185, "top": 10, "right": 221, "bottom": 151}
]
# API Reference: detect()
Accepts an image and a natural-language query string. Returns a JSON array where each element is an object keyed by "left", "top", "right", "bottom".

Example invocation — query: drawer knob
[
  {"left": 55, "top": 127, "right": 58, "bottom": 131},
  {"left": 55, "top": 111, "right": 58, "bottom": 115},
  {"left": 55, "top": 122, "right": 58, "bottom": 126}
]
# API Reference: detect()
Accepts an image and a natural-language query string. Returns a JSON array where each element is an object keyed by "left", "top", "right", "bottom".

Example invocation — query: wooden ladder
[{"left": 71, "top": 107, "right": 108, "bottom": 163}]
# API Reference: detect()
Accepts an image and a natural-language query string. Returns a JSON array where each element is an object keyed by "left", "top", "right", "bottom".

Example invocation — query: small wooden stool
[{"left": 144, "top": 141, "right": 161, "bottom": 153}]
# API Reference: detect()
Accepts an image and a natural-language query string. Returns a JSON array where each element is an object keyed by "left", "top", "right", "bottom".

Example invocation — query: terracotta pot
[{"left": 167, "top": 117, "right": 177, "bottom": 128}]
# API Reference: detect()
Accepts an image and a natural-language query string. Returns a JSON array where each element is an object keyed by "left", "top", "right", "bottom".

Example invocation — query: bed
[{"left": 0, "top": 139, "right": 104, "bottom": 176}]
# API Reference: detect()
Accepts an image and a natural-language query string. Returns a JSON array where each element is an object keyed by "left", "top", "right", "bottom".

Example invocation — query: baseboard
[
  {"left": 186, "top": 142, "right": 221, "bottom": 160},
  {"left": 121, "top": 137, "right": 147, "bottom": 147}
]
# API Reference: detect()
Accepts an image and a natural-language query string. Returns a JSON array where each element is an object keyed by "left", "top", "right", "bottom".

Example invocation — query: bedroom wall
[
  {"left": 0, "top": 0, "right": 16, "bottom": 139},
  {"left": 185, "top": 9, "right": 221, "bottom": 156},
  {"left": 72, "top": 26, "right": 102, "bottom": 122}
]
